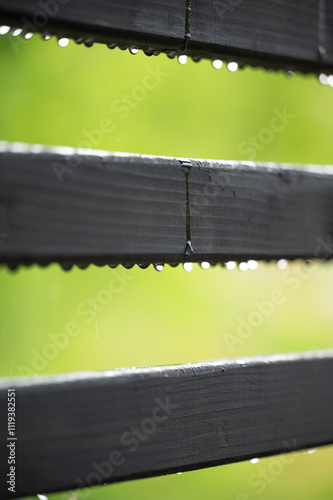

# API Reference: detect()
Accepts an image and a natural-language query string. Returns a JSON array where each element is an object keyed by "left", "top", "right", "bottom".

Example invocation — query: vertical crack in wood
[
  {"left": 180, "top": 161, "right": 193, "bottom": 256},
  {"left": 184, "top": 0, "right": 192, "bottom": 50},
  {"left": 318, "top": 0, "right": 327, "bottom": 59}
]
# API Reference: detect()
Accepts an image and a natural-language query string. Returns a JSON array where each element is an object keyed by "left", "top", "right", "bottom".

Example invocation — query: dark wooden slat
[
  {"left": 0, "top": 0, "right": 186, "bottom": 51},
  {"left": 188, "top": 0, "right": 333, "bottom": 72},
  {"left": 1, "top": 146, "right": 333, "bottom": 266},
  {"left": 0, "top": 0, "right": 333, "bottom": 72},
  {"left": 0, "top": 351, "right": 333, "bottom": 498}
]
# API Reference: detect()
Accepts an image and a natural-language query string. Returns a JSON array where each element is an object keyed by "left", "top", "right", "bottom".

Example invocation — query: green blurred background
[{"left": 1, "top": 33, "right": 333, "bottom": 500}]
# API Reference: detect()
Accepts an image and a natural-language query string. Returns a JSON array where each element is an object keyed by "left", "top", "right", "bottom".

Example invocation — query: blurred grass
[{"left": 0, "top": 32, "right": 333, "bottom": 500}]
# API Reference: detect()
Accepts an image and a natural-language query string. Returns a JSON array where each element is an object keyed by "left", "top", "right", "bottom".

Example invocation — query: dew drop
[
  {"left": 61, "top": 263, "right": 73, "bottom": 271},
  {"left": 42, "top": 33, "right": 51, "bottom": 41},
  {"left": 58, "top": 38, "right": 69, "bottom": 48},
  {"left": 328, "top": 75, "right": 333, "bottom": 87},
  {"left": 319, "top": 73, "right": 328, "bottom": 85},
  {"left": 107, "top": 43, "right": 117, "bottom": 49},
  {"left": 307, "top": 448, "right": 317, "bottom": 454},
  {"left": 37, "top": 495, "right": 48, "bottom": 500},
  {"left": 201, "top": 262, "right": 210, "bottom": 269},
  {"left": 226, "top": 261, "right": 236, "bottom": 270},
  {"left": 183, "top": 262, "right": 193, "bottom": 272},
  {"left": 248, "top": 260, "right": 258, "bottom": 271},
  {"left": 250, "top": 458, "right": 259, "bottom": 464},
  {"left": 11, "top": 28, "right": 23, "bottom": 37},
  {"left": 129, "top": 47, "right": 139, "bottom": 55},
  {"left": 84, "top": 40, "right": 94, "bottom": 48},
  {"left": 277, "top": 259, "right": 288, "bottom": 270},
  {"left": 77, "top": 263, "right": 89, "bottom": 270},
  {"left": 24, "top": 32, "right": 34, "bottom": 40},
  {"left": 212, "top": 59, "right": 223, "bottom": 69},
  {"left": 154, "top": 264, "right": 164, "bottom": 272},
  {"left": 177, "top": 472, "right": 183, "bottom": 475},
  {"left": 227, "top": 61, "right": 238, "bottom": 72},
  {"left": 239, "top": 262, "right": 248, "bottom": 272},
  {"left": 178, "top": 55, "right": 187, "bottom": 65},
  {"left": 0, "top": 25, "right": 11, "bottom": 35},
  {"left": 139, "top": 264, "right": 150, "bottom": 269}
]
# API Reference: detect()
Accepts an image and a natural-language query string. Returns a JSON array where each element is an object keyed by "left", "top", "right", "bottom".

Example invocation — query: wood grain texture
[
  {"left": 0, "top": 0, "right": 186, "bottom": 50},
  {"left": 0, "top": 351, "right": 333, "bottom": 498},
  {"left": 188, "top": 0, "right": 333, "bottom": 72},
  {"left": 1, "top": 147, "right": 333, "bottom": 266},
  {"left": 0, "top": 0, "right": 333, "bottom": 72}
]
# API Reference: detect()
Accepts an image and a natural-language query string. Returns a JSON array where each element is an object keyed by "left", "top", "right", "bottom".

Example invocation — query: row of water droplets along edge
[{"left": 1, "top": 24, "right": 332, "bottom": 83}]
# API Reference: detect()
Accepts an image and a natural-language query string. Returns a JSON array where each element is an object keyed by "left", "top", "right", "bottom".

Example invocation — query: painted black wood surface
[
  {"left": 0, "top": 352, "right": 332, "bottom": 498},
  {"left": 0, "top": 0, "right": 332, "bottom": 72},
  {"left": 1, "top": 147, "right": 333, "bottom": 266}
]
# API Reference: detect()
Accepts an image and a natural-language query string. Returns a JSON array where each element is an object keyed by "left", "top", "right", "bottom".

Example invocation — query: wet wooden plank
[
  {"left": 0, "top": 0, "right": 332, "bottom": 72},
  {"left": 0, "top": 0, "right": 186, "bottom": 50},
  {"left": 1, "top": 147, "right": 333, "bottom": 266},
  {"left": 187, "top": 0, "right": 333, "bottom": 72},
  {"left": 0, "top": 351, "right": 333, "bottom": 498}
]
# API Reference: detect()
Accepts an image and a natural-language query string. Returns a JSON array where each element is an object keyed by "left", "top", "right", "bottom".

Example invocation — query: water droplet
[
  {"left": 24, "top": 32, "right": 34, "bottom": 40},
  {"left": 58, "top": 38, "right": 69, "bottom": 48},
  {"left": 77, "top": 263, "right": 89, "bottom": 269},
  {"left": 37, "top": 495, "right": 48, "bottom": 500},
  {"left": 154, "top": 264, "right": 164, "bottom": 272},
  {"left": 61, "top": 263, "right": 73, "bottom": 271},
  {"left": 138, "top": 264, "right": 150, "bottom": 269},
  {"left": 42, "top": 33, "right": 51, "bottom": 41},
  {"left": 286, "top": 70, "right": 295, "bottom": 79},
  {"left": 129, "top": 47, "right": 139, "bottom": 55},
  {"left": 119, "top": 45, "right": 128, "bottom": 51},
  {"left": 0, "top": 26, "right": 10, "bottom": 35},
  {"left": 178, "top": 55, "right": 187, "bottom": 65},
  {"left": 328, "top": 75, "right": 333, "bottom": 87},
  {"left": 85, "top": 40, "right": 94, "bottom": 48},
  {"left": 201, "top": 262, "right": 210, "bottom": 269},
  {"left": 177, "top": 472, "right": 183, "bottom": 475},
  {"left": 277, "top": 259, "right": 288, "bottom": 270},
  {"left": 107, "top": 43, "right": 117, "bottom": 49},
  {"left": 183, "top": 262, "right": 193, "bottom": 272},
  {"left": 307, "top": 448, "right": 317, "bottom": 454},
  {"left": 167, "top": 53, "right": 176, "bottom": 59},
  {"left": 319, "top": 73, "right": 328, "bottom": 85},
  {"left": 250, "top": 458, "right": 259, "bottom": 464},
  {"left": 11, "top": 28, "right": 23, "bottom": 37},
  {"left": 227, "top": 61, "right": 238, "bottom": 72},
  {"left": 247, "top": 260, "right": 258, "bottom": 270},
  {"left": 144, "top": 49, "right": 154, "bottom": 56},
  {"left": 226, "top": 261, "right": 236, "bottom": 270},
  {"left": 185, "top": 240, "right": 193, "bottom": 256},
  {"left": 239, "top": 262, "right": 248, "bottom": 272},
  {"left": 108, "top": 264, "right": 118, "bottom": 269},
  {"left": 212, "top": 59, "right": 223, "bottom": 69}
]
